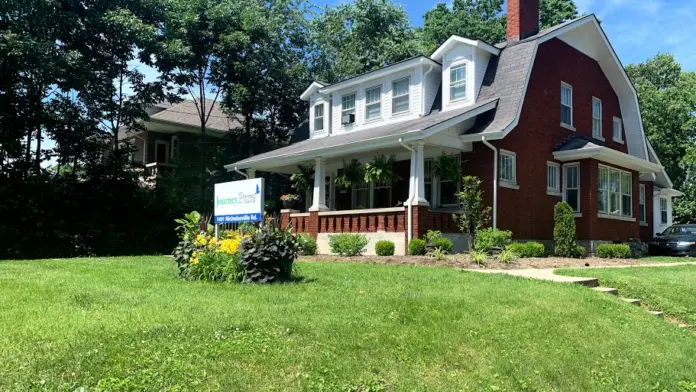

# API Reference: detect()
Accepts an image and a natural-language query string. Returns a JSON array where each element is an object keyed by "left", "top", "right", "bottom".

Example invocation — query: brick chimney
[{"left": 507, "top": 0, "right": 540, "bottom": 41}]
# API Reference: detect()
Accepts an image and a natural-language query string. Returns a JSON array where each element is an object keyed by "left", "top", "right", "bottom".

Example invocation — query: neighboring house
[
  {"left": 225, "top": 0, "right": 682, "bottom": 255},
  {"left": 119, "top": 100, "right": 243, "bottom": 185}
]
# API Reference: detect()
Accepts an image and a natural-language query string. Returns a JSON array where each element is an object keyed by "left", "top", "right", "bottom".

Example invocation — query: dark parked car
[{"left": 649, "top": 225, "right": 696, "bottom": 256}]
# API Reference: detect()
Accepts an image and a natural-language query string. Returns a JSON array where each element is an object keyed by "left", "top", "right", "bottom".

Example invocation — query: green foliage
[
  {"left": 453, "top": 176, "right": 492, "bottom": 246},
  {"left": 595, "top": 244, "right": 632, "bottom": 259},
  {"left": 469, "top": 250, "right": 488, "bottom": 265},
  {"left": 296, "top": 233, "right": 317, "bottom": 256},
  {"left": 474, "top": 228, "right": 512, "bottom": 254},
  {"left": 408, "top": 239, "right": 427, "bottom": 256},
  {"left": 240, "top": 220, "right": 297, "bottom": 283},
  {"left": 553, "top": 202, "right": 581, "bottom": 258},
  {"left": 429, "top": 247, "right": 448, "bottom": 261},
  {"left": 363, "top": 154, "right": 400, "bottom": 183},
  {"left": 507, "top": 242, "right": 546, "bottom": 258},
  {"left": 375, "top": 240, "right": 395, "bottom": 256},
  {"left": 497, "top": 249, "right": 516, "bottom": 264},
  {"left": 426, "top": 231, "right": 455, "bottom": 253},
  {"left": 290, "top": 164, "right": 315, "bottom": 195},
  {"left": 432, "top": 153, "right": 462, "bottom": 184},
  {"left": 190, "top": 250, "right": 244, "bottom": 283},
  {"left": 335, "top": 159, "right": 364, "bottom": 190},
  {"left": 175, "top": 211, "right": 202, "bottom": 241},
  {"left": 172, "top": 240, "right": 197, "bottom": 277},
  {"left": 329, "top": 234, "right": 370, "bottom": 256}
]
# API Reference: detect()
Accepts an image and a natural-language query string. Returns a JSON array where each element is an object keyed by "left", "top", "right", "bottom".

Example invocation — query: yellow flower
[
  {"left": 190, "top": 257, "right": 199, "bottom": 264},
  {"left": 194, "top": 234, "right": 208, "bottom": 247}
]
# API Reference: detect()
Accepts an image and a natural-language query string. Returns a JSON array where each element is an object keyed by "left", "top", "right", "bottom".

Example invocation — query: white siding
[
  {"left": 441, "top": 43, "right": 491, "bottom": 112},
  {"left": 423, "top": 66, "right": 441, "bottom": 115},
  {"left": 653, "top": 191, "right": 673, "bottom": 236},
  {"left": 474, "top": 48, "right": 491, "bottom": 100}
]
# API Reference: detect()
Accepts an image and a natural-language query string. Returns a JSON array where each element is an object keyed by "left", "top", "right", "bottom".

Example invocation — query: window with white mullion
[
  {"left": 449, "top": 64, "right": 467, "bottom": 102},
  {"left": 592, "top": 97, "right": 602, "bottom": 139},
  {"left": 598, "top": 166, "right": 609, "bottom": 213},
  {"left": 547, "top": 162, "right": 560, "bottom": 193},
  {"left": 561, "top": 83, "right": 573, "bottom": 126},
  {"left": 392, "top": 77, "right": 410, "bottom": 114},
  {"left": 639, "top": 184, "right": 646, "bottom": 224},
  {"left": 342, "top": 93, "right": 356, "bottom": 116},
  {"left": 613, "top": 117, "right": 622, "bottom": 141},
  {"left": 598, "top": 165, "right": 633, "bottom": 217},
  {"left": 564, "top": 164, "right": 580, "bottom": 213},
  {"left": 313, "top": 104, "right": 324, "bottom": 131},
  {"left": 660, "top": 197, "right": 668, "bottom": 224},
  {"left": 438, "top": 154, "right": 461, "bottom": 207},
  {"left": 365, "top": 85, "right": 382, "bottom": 120},
  {"left": 621, "top": 172, "right": 632, "bottom": 217},
  {"left": 500, "top": 151, "right": 516, "bottom": 184},
  {"left": 424, "top": 159, "right": 433, "bottom": 204},
  {"left": 352, "top": 180, "right": 369, "bottom": 209}
]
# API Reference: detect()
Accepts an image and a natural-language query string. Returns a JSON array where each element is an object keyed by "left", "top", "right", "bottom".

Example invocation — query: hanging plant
[
  {"left": 290, "top": 164, "right": 314, "bottom": 195},
  {"left": 335, "top": 159, "right": 364, "bottom": 190},
  {"left": 364, "top": 154, "right": 401, "bottom": 184},
  {"left": 433, "top": 153, "right": 462, "bottom": 184}
]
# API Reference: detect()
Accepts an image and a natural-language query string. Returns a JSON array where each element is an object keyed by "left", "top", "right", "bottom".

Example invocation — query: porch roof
[
  {"left": 226, "top": 98, "right": 498, "bottom": 171},
  {"left": 552, "top": 136, "right": 662, "bottom": 174}
]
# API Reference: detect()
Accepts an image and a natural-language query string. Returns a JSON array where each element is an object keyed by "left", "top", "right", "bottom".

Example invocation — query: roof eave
[
  {"left": 431, "top": 36, "right": 501, "bottom": 61},
  {"left": 553, "top": 146, "right": 662, "bottom": 173},
  {"left": 300, "top": 82, "right": 327, "bottom": 101}
]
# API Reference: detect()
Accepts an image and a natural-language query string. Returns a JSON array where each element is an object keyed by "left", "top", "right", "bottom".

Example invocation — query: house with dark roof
[{"left": 226, "top": 0, "right": 681, "bottom": 255}]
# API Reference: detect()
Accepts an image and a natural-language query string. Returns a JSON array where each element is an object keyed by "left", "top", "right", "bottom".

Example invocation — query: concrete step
[
  {"left": 573, "top": 277, "right": 599, "bottom": 288},
  {"left": 592, "top": 287, "right": 618, "bottom": 296},
  {"left": 648, "top": 310, "right": 664, "bottom": 318},
  {"left": 621, "top": 298, "right": 641, "bottom": 306}
]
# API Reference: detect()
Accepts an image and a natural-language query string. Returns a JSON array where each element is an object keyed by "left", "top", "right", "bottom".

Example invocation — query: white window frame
[
  {"left": 341, "top": 93, "right": 356, "bottom": 125},
  {"left": 560, "top": 82, "right": 574, "bottom": 129},
  {"left": 372, "top": 179, "right": 392, "bottom": 208},
  {"left": 424, "top": 158, "right": 433, "bottom": 204},
  {"left": 660, "top": 197, "right": 668, "bottom": 225},
  {"left": 639, "top": 184, "right": 647, "bottom": 225},
  {"left": 154, "top": 140, "right": 170, "bottom": 164},
  {"left": 352, "top": 180, "right": 370, "bottom": 209},
  {"left": 612, "top": 117, "right": 623, "bottom": 143},
  {"left": 436, "top": 154, "right": 461, "bottom": 207},
  {"left": 499, "top": 149, "right": 517, "bottom": 188},
  {"left": 592, "top": 97, "right": 603, "bottom": 140},
  {"left": 563, "top": 163, "right": 580, "bottom": 214},
  {"left": 547, "top": 161, "right": 561, "bottom": 195},
  {"left": 449, "top": 63, "right": 467, "bottom": 103},
  {"left": 392, "top": 76, "right": 410, "bottom": 115},
  {"left": 170, "top": 135, "right": 179, "bottom": 160},
  {"left": 597, "top": 164, "right": 633, "bottom": 219},
  {"left": 314, "top": 103, "right": 324, "bottom": 132},
  {"left": 365, "top": 85, "right": 382, "bottom": 121}
]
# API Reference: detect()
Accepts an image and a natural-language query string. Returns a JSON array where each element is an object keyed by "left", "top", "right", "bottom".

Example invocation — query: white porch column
[
  {"left": 247, "top": 169, "right": 256, "bottom": 179},
  {"left": 309, "top": 158, "right": 329, "bottom": 211},
  {"left": 413, "top": 142, "right": 428, "bottom": 206}
]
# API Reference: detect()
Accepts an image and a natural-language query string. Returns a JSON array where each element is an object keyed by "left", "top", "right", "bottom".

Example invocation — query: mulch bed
[{"left": 299, "top": 254, "right": 660, "bottom": 270}]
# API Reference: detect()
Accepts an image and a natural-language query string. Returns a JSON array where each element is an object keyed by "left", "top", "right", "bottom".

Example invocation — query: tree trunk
[
  {"left": 34, "top": 126, "right": 41, "bottom": 172},
  {"left": 24, "top": 128, "right": 33, "bottom": 177}
]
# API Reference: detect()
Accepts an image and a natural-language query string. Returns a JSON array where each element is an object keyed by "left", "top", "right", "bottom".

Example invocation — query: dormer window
[
  {"left": 314, "top": 104, "right": 324, "bottom": 131},
  {"left": 365, "top": 85, "right": 382, "bottom": 120},
  {"left": 392, "top": 77, "right": 410, "bottom": 114},
  {"left": 450, "top": 64, "right": 467, "bottom": 102},
  {"left": 341, "top": 93, "right": 356, "bottom": 125}
]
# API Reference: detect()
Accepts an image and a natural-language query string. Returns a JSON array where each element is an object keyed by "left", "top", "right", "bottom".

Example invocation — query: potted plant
[
  {"left": 364, "top": 154, "right": 401, "bottom": 183},
  {"left": 334, "top": 159, "right": 364, "bottom": 191},
  {"left": 290, "top": 164, "right": 314, "bottom": 196},
  {"left": 280, "top": 194, "right": 301, "bottom": 210},
  {"left": 432, "top": 153, "right": 462, "bottom": 184}
]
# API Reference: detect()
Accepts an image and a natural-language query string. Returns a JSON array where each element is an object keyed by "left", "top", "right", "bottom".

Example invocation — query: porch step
[
  {"left": 591, "top": 287, "right": 618, "bottom": 296},
  {"left": 648, "top": 310, "right": 664, "bottom": 319},
  {"left": 621, "top": 298, "right": 641, "bottom": 306},
  {"left": 573, "top": 277, "right": 599, "bottom": 288}
]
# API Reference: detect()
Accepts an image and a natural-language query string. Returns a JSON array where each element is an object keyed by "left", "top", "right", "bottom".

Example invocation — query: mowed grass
[
  {"left": 3, "top": 258, "right": 696, "bottom": 391},
  {"left": 558, "top": 265, "right": 696, "bottom": 326}
]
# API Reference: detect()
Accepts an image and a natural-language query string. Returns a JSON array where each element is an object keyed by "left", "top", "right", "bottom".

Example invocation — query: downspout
[
  {"left": 234, "top": 166, "right": 249, "bottom": 179},
  {"left": 481, "top": 136, "right": 498, "bottom": 230},
  {"left": 399, "top": 138, "right": 416, "bottom": 243},
  {"left": 421, "top": 65, "right": 435, "bottom": 117}
]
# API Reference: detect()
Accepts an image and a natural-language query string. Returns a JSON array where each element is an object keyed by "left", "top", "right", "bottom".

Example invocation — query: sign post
[{"left": 214, "top": 178, "right": 265, "bottom": 238}]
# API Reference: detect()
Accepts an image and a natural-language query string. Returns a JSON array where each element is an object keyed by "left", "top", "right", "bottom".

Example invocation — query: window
[
  {"left": 639, "top": 184, "right": 646, "bottom": 224},
  {"left": 365, "top": 86, "right": 382, "bottom": 120},
  {"left": 352, "top": 181, "right": 369, "bottom": 209},
  {"left": 499, "top": 150, "right": 516, "bottom": 184},
  {"left": 564, "top": 164, "right": 580, "bottom": 213},
  {"left": 613, "top": 117, "right": 622, "bottom": 142},
  {"left": 170, "top": 135, "right": 179, "bottom": 160},
  {"left": 314, "top": 104, "right": 324, "bottom": 131},
  {"left": 449, "top": 64, "right": 467, "bottom": 102},
  {"left": 597, "top": 165, "right": 632, "bottom": 217},
  {"left": 155, "top": 140, "right": 169, "bottom": 164},
  {"left": 547, "top": 162, "right": 560, "bottom": 194},
  {"left": 392, "top": 77, "right": 410, "bottom": 114},
  {"left": 341, "top": 93, "right": 356, "bottom": 124},
  {"left": 373, "top": 180, "right": 392, "bottom": 208},
  {"left": 424, "top": 159, "right": 433, "bottom": 203},
  {"left": 561, "top": 83, "right": 573, "bottom": 126},
  {"left": 592, "top": 97, "right": 602, "bottom": 139},
  {"left": 660, "top": 197, "right": 668, "bottom": 224}
]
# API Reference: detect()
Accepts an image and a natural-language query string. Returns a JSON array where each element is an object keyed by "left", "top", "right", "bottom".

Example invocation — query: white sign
[{"left": 214, "top": 178, "right": 265, "bottom": 223}]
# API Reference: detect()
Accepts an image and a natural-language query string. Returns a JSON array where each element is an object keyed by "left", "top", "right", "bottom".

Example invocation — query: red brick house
[{"left": 226, "top": 0, "right": 680, "bottom": 255}]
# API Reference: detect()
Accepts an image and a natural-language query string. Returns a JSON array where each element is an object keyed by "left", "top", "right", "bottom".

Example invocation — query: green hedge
[
  {"left": 375, "top": 240, "right": 395, "bottom": 256},
  {"left": 408, "top": 239, "right": 427, "bottom": 256},
  {"left": 474, "top": 228, "right": 512, "bottom": 254},
  {"left": 595, "top": 243, "right": 631, "bottom": 259},
  {"left": 507, "top": 242, "right": 546, "bottom": 258},
  {"left": 296, "top": 233, "right": 317, "bottom": 256},
  {"left": 328, "top": 234, "right": 369, "bottom": 256}
]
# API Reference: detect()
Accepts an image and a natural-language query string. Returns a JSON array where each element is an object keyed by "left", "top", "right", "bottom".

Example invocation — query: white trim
[
  {"left": 573, "top": 213, "right": 583, "bottom": 218},
  {"left": 660, "top": 197, "right": 669, "bottom": 225},
  {"left": 364, "top": 84, "right": 382, "bottom": 121},
  {"left": 499, "top": 182, "right": 520, "bottom": 190},
  {"left": 499, "top": 149, "right": 517, "bottom": 186},
  {"left": 639, "top": 183, "right": 647, "bottom": 224},
  {"left": 592, "top": 97, "right": 603, "bottom": 141},
  {"left": 598, "top": 213, "right": 636, "bottom": 222},
  {"left": 448, "top": 63, "right": 468, "bottom": 103},
  {"left": 553, "top": 146, "right": 662, "bottom": 173},
  {"left": 430, "top": 35, "right": 501, "bottom": 61},
  {"left": 547, "top": 161, "right": 561, "bottom": 193},
  {"left": 154, "top": 140, "right": 170, "bottom": 164},
  {"left": 313, "top": 103, "right": 325, "bottom": 132},
  {"left": 561, "top": 82, "right": 573, "bottom": 128},
  {"left": 562, "top": 162, "right": 581, "bottom": 213},
  {"left": 317, "top": 207, "right": 404, "bottom": 216},
  {"left": 598, "top": 164, "right": 633, "bottom": 218},
  {"left": 290, "top": 212, "right": 311, "bottom": 218},
  {"left": 391, "top": 76, "right": 411, "bottom": 115},
  {"left": 300, "top": 81, "right": 326, "bottom": 101},
  {"left": 560, "top": 123, "right": 577, "bottom": 132}
]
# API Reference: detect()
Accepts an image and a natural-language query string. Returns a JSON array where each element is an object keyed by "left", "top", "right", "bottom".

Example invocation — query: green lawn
[
  {"left": 558, "top": 265, "right": 696, "bottom": 326},
  {"left": 3, "top": 258, "right": 696, "bottom": 391},
  {"left": 641, "top": 256, "right": 696, "bottom": 263}
]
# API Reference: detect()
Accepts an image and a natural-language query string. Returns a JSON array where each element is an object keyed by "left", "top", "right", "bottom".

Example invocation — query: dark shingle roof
[{"left": 554, "top": 135, "right": 605, "bottom": 152}]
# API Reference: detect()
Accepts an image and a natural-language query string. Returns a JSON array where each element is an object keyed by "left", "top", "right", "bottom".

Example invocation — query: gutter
[
  {"left": 233, "top": 166, "right": 248, "bottom": 179},
  {"left": 421, "top": 65, "right": 435, "bottom": 117},
  {"left": 481, "top": 136, "right": 498, "bottom": 230},
  {"left": 399, "top": 138, "right": 416, "bottom": 244}
]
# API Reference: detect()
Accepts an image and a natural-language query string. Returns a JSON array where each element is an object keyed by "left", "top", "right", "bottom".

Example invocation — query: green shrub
[
  {"left": 474, "top": 228, "right": 512, "bottom": 254},
  {"left": 190, "top": 250, "right": 244, "bottom": 282},
  {"left": 408, "top": 239, "right": 427, "bottom": 256},
  {"left": 470, "top": 250, "right": 488, "bottom": 265},
  {"left": 296, "top": 233, "right": 317, "bottom": 256},
  {"left": 507, "top": 242, "right": 546, "bottom": 258},
  {"left": 574, "top": 245, "right": 587, "bottom": 258},
  {"left": 433, "top": 238, "right": 454, "bottom": 253},
  {"left": 429, "top": 247, "right": 448, "bottom": 261},
  {"left": 497, "top": 249, "right": 516, "bottom": 264},
  {"left": 375, "top": 240, "right": 395, "bottom": 256},
  {"left": 554, "top": 202, "right": 581, "bottom": 258},
  {"left": 595, "top": 243, "right": 631, "bottom": 259},
  {"left": 172, "top": 239, "right": 196, "bottom": 277},
  {"left": 328, "top": 234, "right": 369, "bottom": 256},
  {"left": 240, "top": 219, "right": 297, "bottom": 283}
]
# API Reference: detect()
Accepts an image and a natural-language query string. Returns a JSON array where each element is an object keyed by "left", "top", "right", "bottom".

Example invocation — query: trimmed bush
[
  {"left": 474, "top": 228, "right": 512, "bottom": 254},
  {"left": 574, "top": 245, "right": 587, "bottom": 258},
  {"left": 554, "top": 202, "right": 582, "bottom": 258},
  {"left": 596, "top": 243, "right": 631, "bottom": 259},
  {"left": 433, "top": 238, "right": 454, "bottom": 253},
  {"left": 408, "top": 239, "right": 427, "bottom": 256},
  {"left": 328, "top": 234, "right": 369, "bottom": 256},
  {"left": 296, "top": 233, "right": 317, "bottom": 256},
  {"left": 507, "top": 242, "right": 546, "bottom": 258},
  {"left": 375, "top": 240, "right": 395, "bottom": 256}
]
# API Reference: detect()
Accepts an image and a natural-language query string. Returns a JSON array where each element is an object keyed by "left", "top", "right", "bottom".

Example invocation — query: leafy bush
[
  {"left": 474, "top": 228, "right": 512, "bottom": 254},
  {"left": 497, "top": 249, "right": 516, "bottom": 264},
  {"left": 453, "top": 176, "right": 492, "bottom": 246},
  {"left": 429, "top": 247, "right": 448, "bottom": 261},
  {"left": 554, "top": 202, "right": 581, "bottom": 258},
  {"left": 574, "top": 245, "right": 587, "bottom": 258},
  {"left": 596, "top": 243, "right": 631, "bottom": 259},
  {"left": 375, "top": 240, "right": 395, "bottom": 256},
  {"left": 328, "top": 234, "right": 369, "bottom": 256},
  {"left": 172, "top": 239, "right": 196, "bottom": 277},
  {"left": 240, "top": 219, "right": 298, "bottom": 283},
  {"left": 507, "top": 242, "right": 546, "bottom": 258},
  {"left": 408, "top": 239, "right": 427, "bottom": 256},
  {"left": 425, "top": 230, "right": 454, "bottom": 253},
  {"left": 470, "top": 250, "right": 488, "bottom": 265},
  {"left": 189, "top": 250, "right": 244, "bottom": 282},
  {"left": 296, "top": 233, "right": 317, "bottom": 256}
]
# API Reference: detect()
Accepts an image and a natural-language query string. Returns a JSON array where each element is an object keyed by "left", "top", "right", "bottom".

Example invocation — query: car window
[{"left": 662, "top": 227, "right": 696, "bottom": 236}]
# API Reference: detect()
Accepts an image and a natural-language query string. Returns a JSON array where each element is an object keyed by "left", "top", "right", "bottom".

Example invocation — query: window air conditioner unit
[{"left": 341, "top": 113, "right": 355, "bottom": 125}]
